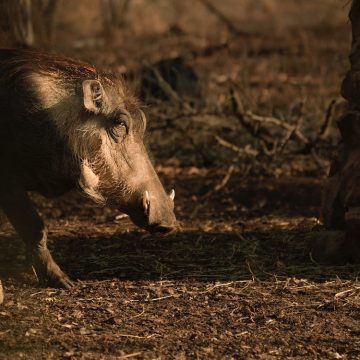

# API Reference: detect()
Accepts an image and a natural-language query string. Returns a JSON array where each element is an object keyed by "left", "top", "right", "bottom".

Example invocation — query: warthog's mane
[{"left": 0, "top": 48, "right": 118, "bottom": 86}]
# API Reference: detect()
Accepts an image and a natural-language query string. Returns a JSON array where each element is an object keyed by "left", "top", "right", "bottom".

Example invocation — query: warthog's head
[{"left": 67, "top": 78, "right": 177, "bottom": 234}]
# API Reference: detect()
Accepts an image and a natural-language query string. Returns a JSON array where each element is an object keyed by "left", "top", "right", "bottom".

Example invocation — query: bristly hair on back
[{"left": 0, "top": 48, "right": 120, "bottom": 87}]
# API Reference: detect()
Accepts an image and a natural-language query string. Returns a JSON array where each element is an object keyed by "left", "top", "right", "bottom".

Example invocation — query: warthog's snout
[{"left": 140, "top": 189, "right": 178, "bottom": 235}]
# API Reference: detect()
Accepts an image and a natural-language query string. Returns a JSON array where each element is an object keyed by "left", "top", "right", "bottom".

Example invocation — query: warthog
[{"left": 0, "top": 49, "right": 178, "bottom": 289}]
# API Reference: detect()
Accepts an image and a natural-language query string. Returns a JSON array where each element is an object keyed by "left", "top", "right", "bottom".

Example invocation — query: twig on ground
[
  {"left": 129, "top": 305, "right": 146, "bottom": 319},
  {"left": 149, "top": 295, "right": 175, "bottom": 302},
  {"left": 118, "top": 333, "right": 158, "bottom": 339},
  {"left": 334, "top": 286, "right": 360, "bottom": 298},
  {"left": 215, "top": 135, "right": 258, "bottom": 157},
  {"left": 246, "top": 260, "right": 258, "bottom": 282},
  {"left": 118, "top": 352, "right": 143, "bottom": 360}
]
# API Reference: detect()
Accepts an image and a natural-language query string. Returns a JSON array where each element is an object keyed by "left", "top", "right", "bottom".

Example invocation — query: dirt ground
[{"left": 0, "top": 1, "right": 360, "bottom": 359}]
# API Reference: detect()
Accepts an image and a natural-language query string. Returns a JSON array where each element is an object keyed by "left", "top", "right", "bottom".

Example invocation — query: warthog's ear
[{"left": 82, "top": 80, "right": 108, "bottom": 114}]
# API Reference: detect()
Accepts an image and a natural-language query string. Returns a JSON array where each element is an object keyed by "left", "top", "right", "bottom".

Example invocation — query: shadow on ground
[{"left": 1, "top": 226, "right": 359, "bottom": 286}]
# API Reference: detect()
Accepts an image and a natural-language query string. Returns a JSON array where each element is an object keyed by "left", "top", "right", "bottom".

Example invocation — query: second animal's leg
[
  {"left": 0, "top": 185, "right": 73, "bottom": 289},
  {"left": 321, "top": 173, "right": 346, "bottom": 230}
]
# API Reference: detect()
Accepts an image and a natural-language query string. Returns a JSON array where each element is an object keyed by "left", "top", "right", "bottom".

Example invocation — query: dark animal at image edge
[
  {"left": 0, "top": 49, "right": 178, "bottom": 291},
  {"left": 315, "top": 0, "right": 360, "bottom": 263}
]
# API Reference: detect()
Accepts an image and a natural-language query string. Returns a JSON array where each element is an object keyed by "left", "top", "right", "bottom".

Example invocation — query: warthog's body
[{"left": 0, "top": 49, "right": 177, "bottom": 289}]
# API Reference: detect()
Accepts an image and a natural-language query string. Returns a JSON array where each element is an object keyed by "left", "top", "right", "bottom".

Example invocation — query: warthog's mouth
[{"left": 143, "top": 222, "right": 180, "bottom": 236}]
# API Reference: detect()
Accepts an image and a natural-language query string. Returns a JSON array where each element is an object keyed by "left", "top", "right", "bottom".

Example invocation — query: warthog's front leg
[{"left": 0, "top": 185, "right": 73, "bottom": 289}]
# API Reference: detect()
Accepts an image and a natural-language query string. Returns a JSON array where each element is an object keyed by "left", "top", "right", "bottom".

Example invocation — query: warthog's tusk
[
  {"left": 143, "top": 190, "right": 150, "bottom": 215},
  {"left": 169, "top": 189, "right": 175, "bottom": 201}
]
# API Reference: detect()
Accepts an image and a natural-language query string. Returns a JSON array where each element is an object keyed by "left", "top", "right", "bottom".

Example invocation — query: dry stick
[
  {"left": 118, "top": 333, "right": 157, "bottom": 339},
  {"left": 230, "top": 86, "right": 312, "bottom": 152},
  {"left": 148, "top": 110, "right": 215, "bottom": 131},
  {"left": 277, "top": 126, "right": 297, "bottom": 154},
  {"left": 317, "top": 99, "right": 336, "bottom": 140},
  {"left": 335, "top": 286, "right": 360, "bottom": 298},
  {"left": 156, "top": 110, "right": 221, "bottom": 124},
  {"left": 190, "top": 165, "right": 236, "bottom": 218},
  {"left": 151, "top": 67, "right": 193, "bottom": 112},
  {"left": 245, "top": 111, "right": 310, "bottom": 146},
  {"left": 202, "top": 165, "right": 234, "bottom": 201},
  {"left": 149, "top": 295, "right": 175, "bottom": 302},
  {"left": 246, "top": 260, "right": 258, "bottom": 282},
  {"left": 118, "top": 352, "right": 143, "bottom": 360},
  {"left": 215, "top": 135, "right": 258, "bottom": 157},
  {"left": 277, "top": 101, "right": 304, "bottom": 155},
  {"left": 231, "top": 90, "right": 282, "bottom": 156},
  {"left": 190, "top": 41, "right": 229, "bottom": 58},
  {"left": 260, "top": 138, "right": 279, "bottom": 156},
  {"left": 301, "top": 99, "right": 337, "bottom": 153},
  {"left": 199, "top": 0, "right": 252, "bottom": 36},
  {"left": 230, "top": 87, "right": 273, "bottom": 145},
  {"left": 303, "top": 100, "right": 340, "bottom": 171},
  {"left": 116, "top": 0, "right": 131, "bottom": 27},
  {"left": 129, "top": 305, "right": 146, "bottom": 319},
  {"left": 311, "top": 148, "right": 328, "bottom": 173},
  {"left": 214, "top": 165, "right": 235, "bottom": 192}
]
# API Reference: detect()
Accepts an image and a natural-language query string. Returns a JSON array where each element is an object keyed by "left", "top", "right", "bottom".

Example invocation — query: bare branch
[
  {"left": 245, "top": 111, "right": 310, "bottom": 145},
  {"left": 215, "top": 136, "right": 258, "bottom": 157},
  {"left": 301, "top": 99, "right": 337, "bottom": 153},
  {"left": 199, "top": 0, "right": 253, "bottom": 37},
  {"left": 229, "top": 87, "right": 273, "bottom": 145},
  {"left": 150, "top": 67, "right": 193, "bottom": 112}
]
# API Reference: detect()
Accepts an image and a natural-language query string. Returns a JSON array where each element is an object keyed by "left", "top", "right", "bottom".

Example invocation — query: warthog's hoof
[
  {"left": 35, "top": 266, "right": 74, "bottom": 290},
  {"left": 309, "top": 230, "right": 360, "bottom": 264},
  {"left": 31, "top": 248, "right": 74, "bottom": 290}
]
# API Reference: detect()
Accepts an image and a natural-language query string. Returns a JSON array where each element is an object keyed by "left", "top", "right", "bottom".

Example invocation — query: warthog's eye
[{"left": 109, "top": 118, "right": 127, "bottom": 142}]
